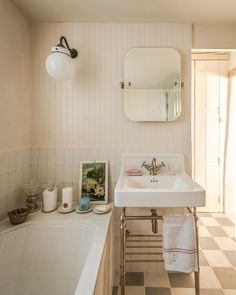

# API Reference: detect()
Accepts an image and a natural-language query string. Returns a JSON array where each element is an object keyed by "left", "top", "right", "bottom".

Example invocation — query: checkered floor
[{"left": 113, "top": 213, "right": 236, "bottom": 295}]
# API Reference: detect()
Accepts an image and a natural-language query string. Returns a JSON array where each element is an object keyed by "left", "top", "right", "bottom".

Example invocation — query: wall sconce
[{"left": 45, "top": 36, "right": 78, "bottom": 81}]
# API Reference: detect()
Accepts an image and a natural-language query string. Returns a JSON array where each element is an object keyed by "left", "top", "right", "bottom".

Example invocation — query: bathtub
[{"left": 0, "top": 208, "right": 112, "bottom": 295}]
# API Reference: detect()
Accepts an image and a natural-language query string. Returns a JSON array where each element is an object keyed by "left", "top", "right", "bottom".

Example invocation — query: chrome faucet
[{"left": 141, "top": 158, "right": 165, "bottom": 175}]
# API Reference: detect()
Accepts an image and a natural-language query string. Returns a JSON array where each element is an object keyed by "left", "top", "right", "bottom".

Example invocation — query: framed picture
[{"left": 79, "top": 160, "right": 108, "bottom": 204}]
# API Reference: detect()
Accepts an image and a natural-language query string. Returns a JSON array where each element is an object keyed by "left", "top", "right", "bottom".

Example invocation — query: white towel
[{"left": 162, "top": 215, "right": 198, "bottom": 273}]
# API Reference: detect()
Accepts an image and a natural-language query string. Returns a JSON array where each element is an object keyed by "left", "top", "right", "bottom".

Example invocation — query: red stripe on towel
[
  {"left": 164, "top": 248, "right": 197, "bottom": 251},
  {"left": 163, "top": 248, "right": 197, "bottom": 254}
]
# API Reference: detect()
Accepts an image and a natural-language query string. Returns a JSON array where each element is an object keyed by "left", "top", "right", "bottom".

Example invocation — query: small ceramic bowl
[{"left": 8, "top": 208, "right": 29, "bottom": 225}]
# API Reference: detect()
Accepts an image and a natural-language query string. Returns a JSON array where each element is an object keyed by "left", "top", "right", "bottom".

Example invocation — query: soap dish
[
  {"left": 75, "top": 207, "right": 93, "bottom": 214},
  {"left": 93, "top": 205, "right": 111, "bottom": 214},
  {"left": 127, "top": 169, "right": 142, "bottom": 176},
  {"left": 57, "top": 205, "right": 75, "bottom": 213}
]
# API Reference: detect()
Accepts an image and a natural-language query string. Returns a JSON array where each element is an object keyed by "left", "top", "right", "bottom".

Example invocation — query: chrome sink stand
[{"left": 120, "top": 207, "right": 200, "bottom": 295}]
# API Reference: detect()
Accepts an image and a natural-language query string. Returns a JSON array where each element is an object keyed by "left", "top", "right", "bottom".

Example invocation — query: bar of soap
[{"left": 127, "top": 169, "right": 142, "bottom": 176}]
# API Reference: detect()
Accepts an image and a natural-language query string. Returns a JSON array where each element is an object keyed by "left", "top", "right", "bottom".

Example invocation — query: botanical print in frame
[{"left": 79, "top": 161, "right": 108, "bottom": 204}]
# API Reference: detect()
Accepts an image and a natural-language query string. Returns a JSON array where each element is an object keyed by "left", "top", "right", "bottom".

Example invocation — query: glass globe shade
[{"left": 45, "top": 48, "right": 75, "bottom": 81}]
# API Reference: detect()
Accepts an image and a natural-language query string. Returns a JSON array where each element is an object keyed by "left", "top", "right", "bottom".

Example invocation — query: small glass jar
[
  {"left": 22, "top": 180, "right": 41, "bottom": 213},
  {"left": 79, "top": 197, "right": 90, "bottom": 211}
]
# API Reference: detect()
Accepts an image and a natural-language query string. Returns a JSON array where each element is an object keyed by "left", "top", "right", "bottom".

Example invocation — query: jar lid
[{"left": 42, "top": 177, "right": 57, "bottom": 191}]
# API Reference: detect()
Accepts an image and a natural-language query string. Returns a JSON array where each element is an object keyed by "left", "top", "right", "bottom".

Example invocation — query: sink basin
[
  {"left": 114, "top": 153, "right": 205, "bottom": 208},
  {"left": 123, "top": 175, "right": 191, "bottom": 190}
]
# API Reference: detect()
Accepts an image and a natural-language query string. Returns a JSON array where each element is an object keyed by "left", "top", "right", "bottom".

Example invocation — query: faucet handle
[
  {"left": 161, "top": 161, "right": 166, "bottom": 167},
  {"left": 141, "top": 161, "right": 146, "bottom": 168}
]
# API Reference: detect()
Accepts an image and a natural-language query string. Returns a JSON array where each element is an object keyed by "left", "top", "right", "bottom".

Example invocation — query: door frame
[{"left": 191, "top": 52, "right": 229, "bottom": 212}]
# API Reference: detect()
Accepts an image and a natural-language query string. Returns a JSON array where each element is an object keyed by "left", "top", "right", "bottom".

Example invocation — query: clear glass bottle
[{"left": 22, "top": 180, "right": 41, "bottom": 213}]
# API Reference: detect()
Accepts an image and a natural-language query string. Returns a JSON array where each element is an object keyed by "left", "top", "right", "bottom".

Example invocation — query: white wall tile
[
  {"left": 46, "top": 164, "right": 56, "bottom": 181},
  {"left": 64, "top": 164, "right": 73, "bottom": 184},
  {"left": 16, "top": 150, "right": 23, "bottom": 170},
  {"left": 0, "top": 175, "right": 5, "bottom": 199},
  {"left": 30, "top": 165, "right": 38, "bottom": 179},
  {"left": 7, "top": 171, "right": 16, "bottom": 194},
  {"left": 7, "top": 192, "right": 15, "bottom": 212},
  {"left": 38, "top": 164, "right": 47, "bottom": 183},
  {"left": 1, "top": 174, "right": 8, "bottom": 198},
  {"left": 0, "top": 153, "right": 8, "bottom": 176},
  {"left": 73, "top": 148, "right": 80, "bottom": 165},
  {"left": 65, "top": 148, "right": 73, "bottom": 165},
  {"left": 15, "top": 169, "right": 22, "bottom": 190},
  {"left": 73, "top": 165, "right": 80, "bottom": 184},
  {"left": 55, "top": 164, "right": 65, "bottom": 185},
  {"left": 0, "top": 194, "right": 7, "bottom": 219},
  {"left": 30, "top": 148, "right": 39, "bottom": 165},
  {"left": 56, "top": 148, "right": 65, "bottom": 165},
  {"left": 22, "top": 149, "right": 30, "bottom": 168},
  {"left": 23, "top": 166, "right": 30, "bottom": 184},
  {"left": 14, "top": 189, "right": 25, "bottom": 209},
  {"left": 47, "top": 148, "right": 56, "bottom": 164},
  {"left": 8, "top": 151, "right": 16, "bottom": 173},
  {"left": 72, "top": 184, "right": 79, "bottom": 201},
  {"left": 39, "top": 148, "right": 48, "bottom": 165}
]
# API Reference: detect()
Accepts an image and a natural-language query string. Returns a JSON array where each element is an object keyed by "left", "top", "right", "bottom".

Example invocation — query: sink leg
[
  {"left": 120, "top": 207, "right": 126, "bottom": 295},
  {"left": 194, "top": 207, "right": 200, "bottom": 295},
  {"left": 150, "top": 209, "right": 158, "bottom": 233}
]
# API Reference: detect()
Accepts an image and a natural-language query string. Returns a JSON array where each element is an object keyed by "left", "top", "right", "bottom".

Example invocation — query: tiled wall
[
  {"left": 0, "top": 146, "right": 173, "bottom": 220},
  {"left": 30, "top": 147, "right": 119, "bottom": 201},
  {"left": 0, "top": 148, "right": 31, "bottom": 219},
  {"left": 30, "top": 146, "right": 168, "bottom": 201}
]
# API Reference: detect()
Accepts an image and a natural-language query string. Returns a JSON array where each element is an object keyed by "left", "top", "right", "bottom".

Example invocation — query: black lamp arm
[{"left": 57, "top": 36, "right": 78, "bottom": 59}]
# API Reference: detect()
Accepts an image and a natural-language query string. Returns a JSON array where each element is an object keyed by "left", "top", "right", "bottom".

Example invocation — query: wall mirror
[{"left": 123, "top": 47, "right": 182, "bottom": 122}]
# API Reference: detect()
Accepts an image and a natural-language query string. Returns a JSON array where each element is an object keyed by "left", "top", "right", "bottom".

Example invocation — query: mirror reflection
[{"left": 123, "top": 47, "right": 182, "bottom": 121}]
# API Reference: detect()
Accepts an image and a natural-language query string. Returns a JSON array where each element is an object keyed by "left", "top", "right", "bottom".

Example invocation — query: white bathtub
[{"left": 0, "top": 209, "right": 112, "bottom": 295}]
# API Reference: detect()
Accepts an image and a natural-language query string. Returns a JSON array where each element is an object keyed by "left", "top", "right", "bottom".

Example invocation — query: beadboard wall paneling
[{"left": 31, "top": 23, "right": 192, "bottom": 172}]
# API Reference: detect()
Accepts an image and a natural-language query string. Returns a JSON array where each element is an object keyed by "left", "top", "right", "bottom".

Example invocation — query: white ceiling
[{"left": 11, "top": 0, "right": 236, "bottom": 24}]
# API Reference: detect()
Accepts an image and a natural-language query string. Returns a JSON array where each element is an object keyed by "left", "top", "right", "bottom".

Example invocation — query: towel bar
[
  {"left": 120, "top": 207, "right": 200, "bottom": 295},
  {"left": 128, "top": 234, "right": 162, "bottom": 238},
  {"left": 126, "top": 215, "right": 163, "bottom": 220},
  {"left": 126, "top": 245, "right": 162, "bottom": 248},
  {"left": 126, "top": 252, "right": 162, "bottom": 255},
  {"left": 126, "top": 239, "right": 162, "bottom": 242},
  {"left": 126, "top": 259, "right": 164, "bottom": 263}
]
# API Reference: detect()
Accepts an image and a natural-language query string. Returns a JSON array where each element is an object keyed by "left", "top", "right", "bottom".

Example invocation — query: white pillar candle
[{"left": 62, "top": 187, "right": 73, "bottom": 211}]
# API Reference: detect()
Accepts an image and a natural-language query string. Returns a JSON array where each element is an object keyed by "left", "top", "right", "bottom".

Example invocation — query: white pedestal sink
[
  {"left": 114, "top": 153, "right": 205, "bottom": 208},
  {"left": 115, "top": 153, "right": 205, "bottom": 295}
]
